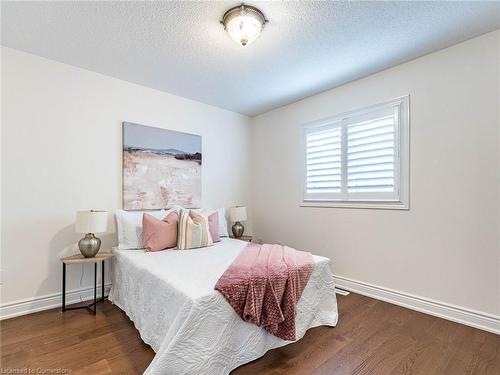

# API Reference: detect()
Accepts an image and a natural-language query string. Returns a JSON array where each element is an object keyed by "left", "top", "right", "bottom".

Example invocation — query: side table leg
[
  {"left": 102, "top": 260, "right": 105, "bottom": 302},
  {"left": 93, "top": 262, "right": 97, "bottom": 315},
  {"left": 62, "top": 263, "right": 66, "bottom": 312}
]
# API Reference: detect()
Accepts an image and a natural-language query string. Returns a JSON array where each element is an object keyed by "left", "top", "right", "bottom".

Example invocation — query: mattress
[{"left": 109, "top": 238, "right": 338, "bottom": 375}]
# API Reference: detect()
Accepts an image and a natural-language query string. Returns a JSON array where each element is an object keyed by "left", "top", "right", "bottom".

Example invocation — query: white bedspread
[{"left": 109, "top": 238, "right": 338, "bottom": 375}]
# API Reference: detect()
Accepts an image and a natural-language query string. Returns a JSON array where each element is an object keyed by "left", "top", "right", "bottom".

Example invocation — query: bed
[{"left": 109, "top": 237, "right": 338, "bottom": 375}]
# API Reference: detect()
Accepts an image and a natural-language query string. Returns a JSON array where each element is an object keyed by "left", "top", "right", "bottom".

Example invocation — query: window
[{"left": 301, "top": 96, "right": 409, "bottom": 209}]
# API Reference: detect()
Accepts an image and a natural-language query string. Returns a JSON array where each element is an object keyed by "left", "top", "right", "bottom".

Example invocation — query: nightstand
[
  {"left": 60, "top": 252, "right": 114, "bottom": 314},
  {"left": 230, "top": 235, "right": 252, "bottom": 242}
]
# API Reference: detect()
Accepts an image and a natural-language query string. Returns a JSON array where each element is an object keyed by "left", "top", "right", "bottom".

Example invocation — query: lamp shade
[
  {"left": 76, "top": 210, "right": 107, "bottom": 234},
  {"left": 229, "top": 206, "right": 247, "bottom": 222}
]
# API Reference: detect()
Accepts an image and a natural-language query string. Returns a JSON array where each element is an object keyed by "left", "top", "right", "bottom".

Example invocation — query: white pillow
[
  {"left": 193, "top": 207, "right": 229, "bottom": 237},
  {"left": 116, "top": 209, "right": 168, "bottom": 249},
  {"left": 216, "top": 208, "right": 229, "bottom": 237}
]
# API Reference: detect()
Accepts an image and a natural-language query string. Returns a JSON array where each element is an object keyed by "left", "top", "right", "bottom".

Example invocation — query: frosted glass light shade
[
  {"left": 229, "top": 206, "right": 247, "bottom": 222},
  {"left": 222, "top": 4, "right": 267, "bottom": 46},
  {"left": 76, "top": 210, "right": 107, "bottom": 234},
  {"left": 226, "top": 15, "right": 262, "bottom": 46}
]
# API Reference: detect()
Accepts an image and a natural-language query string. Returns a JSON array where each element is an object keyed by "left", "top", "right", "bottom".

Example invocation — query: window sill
[{"left": 301, "top": 200, "right": 409, "bottom": 210}]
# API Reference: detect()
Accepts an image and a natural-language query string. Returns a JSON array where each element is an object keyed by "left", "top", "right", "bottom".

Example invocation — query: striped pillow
[{"left": 177, "top": 209, "right": 213, "bottom": 250}]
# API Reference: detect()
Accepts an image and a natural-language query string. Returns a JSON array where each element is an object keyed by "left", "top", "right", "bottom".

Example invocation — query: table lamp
[
  {"left": 76, "top": 210, "right": 107, "bottom": 257},
  {"left": 229, "top": 206, "right": 247, "bottom": 238}
]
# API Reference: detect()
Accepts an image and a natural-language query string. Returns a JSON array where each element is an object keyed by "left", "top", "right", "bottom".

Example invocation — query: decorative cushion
[
  {"left": 208, "top": 211, "right": 220, "bottom": 243},
  {"left": 193, "top": 207, "right": 229, "bottom": 237},
  {"left": 116, "top": 209, "right": 167, "bottom": 249},
  {"left": 178, "top": 209, "right": 213, "bottom": 250},
  {"left": 143, "top": 211, "right": 179, "bottom": 251}
]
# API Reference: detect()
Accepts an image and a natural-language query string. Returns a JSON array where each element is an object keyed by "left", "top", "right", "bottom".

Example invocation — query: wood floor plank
[
  {"left": 1, "top": 294, "right": 498, "bottom": 375},
  {"left": 309, "top": 302, "right": 414, "bottom": 374},
  {"left": 73, "top": 359, "right": 113, "bottom": 375},
  {"left": 439, "top": 326, "right": 500, "bottom": 375}
]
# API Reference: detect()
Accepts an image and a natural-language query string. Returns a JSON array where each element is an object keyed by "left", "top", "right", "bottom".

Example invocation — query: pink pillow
[
  {"left": 208, "top": 211, "right": 220, "bottom": 243},
  {"left": 143, "top": 211, "right": 178, "bottom": 251}
]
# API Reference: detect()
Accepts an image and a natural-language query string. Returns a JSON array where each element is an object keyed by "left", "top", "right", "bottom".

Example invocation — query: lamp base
[
  {"left": 78, "top": 233, "right": 101, "bottom": 258},
  {"left": 232, "top": 222, "right": 244, "bottom": 238}
]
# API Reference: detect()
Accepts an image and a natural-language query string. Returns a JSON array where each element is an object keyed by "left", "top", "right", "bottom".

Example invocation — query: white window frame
[{"left": 301, "top": 95, "right": 410, "bottom": 210}]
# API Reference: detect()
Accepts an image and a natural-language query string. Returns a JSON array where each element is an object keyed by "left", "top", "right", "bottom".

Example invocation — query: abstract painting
[{"left": 123, "top": 122, "right": 201, "bottom": 210}]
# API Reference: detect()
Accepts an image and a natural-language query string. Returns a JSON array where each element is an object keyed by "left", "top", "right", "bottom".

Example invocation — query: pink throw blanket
[{"left": 214, "top": 243, "right": 314, "bottom": 341}]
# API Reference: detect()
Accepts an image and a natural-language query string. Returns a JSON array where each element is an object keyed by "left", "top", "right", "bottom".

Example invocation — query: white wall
[
  {"left": 251, "top": 30, "right": 500, "bottom": 317},
  {"left": 2, "top": 30, "right": 499, "bottom": 324},
  {"left": 1, "top": 47, "right": 252, "bottom": 306}
]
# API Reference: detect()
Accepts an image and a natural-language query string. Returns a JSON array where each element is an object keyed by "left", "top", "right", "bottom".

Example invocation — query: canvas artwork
[{"left": 123, "top": 122, "right": 202, "bottom": 210}]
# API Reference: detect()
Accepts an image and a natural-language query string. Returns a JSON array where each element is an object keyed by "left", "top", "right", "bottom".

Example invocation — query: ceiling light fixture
[{"left": 221, "top": 3, "right": 268, "bottom": 46}]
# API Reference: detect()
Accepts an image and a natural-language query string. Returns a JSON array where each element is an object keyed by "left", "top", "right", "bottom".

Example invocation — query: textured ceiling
[{"left": 2, "top": 1, "right": 500, "bottom": 116}]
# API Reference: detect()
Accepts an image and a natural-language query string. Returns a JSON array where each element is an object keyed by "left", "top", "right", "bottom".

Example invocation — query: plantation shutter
[
  {"left": 302, "top": 97, "right": 408, "bottom": 207},
  {"left": 347, "top": 112, "right": 396, "bottom": 193},
  {"left": 305, "top": 125, "right": 342, "bottom": 194}
]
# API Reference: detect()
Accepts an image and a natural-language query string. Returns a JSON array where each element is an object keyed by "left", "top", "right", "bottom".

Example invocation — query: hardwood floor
[{"left": 1, "top": 293, "right": 499, "bottom": 374}]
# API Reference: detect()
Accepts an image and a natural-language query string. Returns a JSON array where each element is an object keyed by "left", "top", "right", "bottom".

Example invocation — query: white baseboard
[
  {"left": 0, "top": 283, "right": 112, "bottom": 320},
  {"left": 333, "top": 275, "right": 500, "bottom": 335}
]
